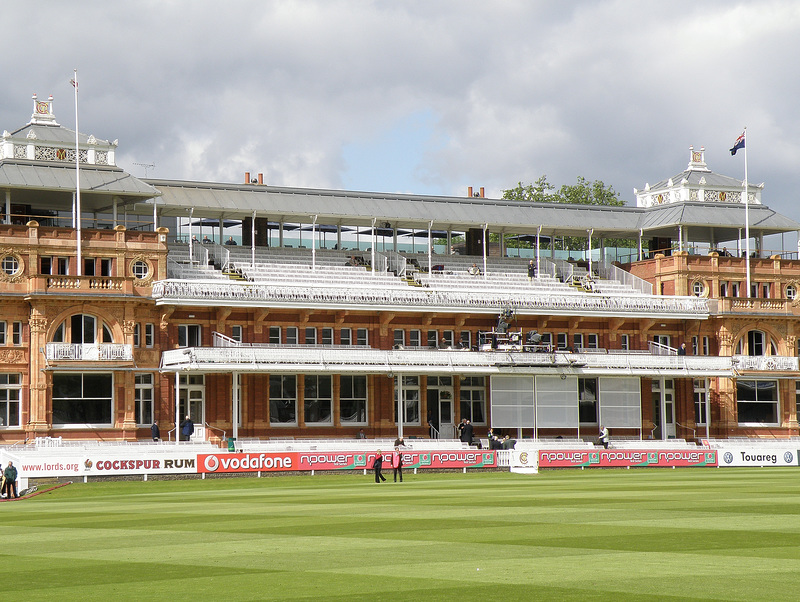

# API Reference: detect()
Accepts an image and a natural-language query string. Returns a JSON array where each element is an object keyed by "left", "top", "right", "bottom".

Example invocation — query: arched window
[
  {"left": 735, "top": 330, "right": 776, "bottom": 356},
  {"left": 51, "top": 314, "right": 114, "bottom": 344}
]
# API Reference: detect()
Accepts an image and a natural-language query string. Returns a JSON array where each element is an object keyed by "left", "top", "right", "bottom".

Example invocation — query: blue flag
[{"left": 730, "top": 132, "right": 745, "bottom": 156}]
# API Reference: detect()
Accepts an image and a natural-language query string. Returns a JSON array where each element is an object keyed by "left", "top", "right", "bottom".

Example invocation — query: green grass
[{"left": 6, "top": 468, "right": 800, "bottom": 601}]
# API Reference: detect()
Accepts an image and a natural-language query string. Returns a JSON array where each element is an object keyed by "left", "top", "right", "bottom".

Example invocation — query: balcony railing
[
  {"left": 732, "top": 355, "right": 799, "bottom": 371},
  {"left": 152, "top": 280, "right": 709, "bottom": 318},
  {"left": 45, "top": 343, "right": 133, "bottom": 361},
  {"left": 161, "top": 345, "right": 733, "bottom": 376}
]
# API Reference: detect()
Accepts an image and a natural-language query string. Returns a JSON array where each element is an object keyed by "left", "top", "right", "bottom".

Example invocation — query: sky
[{"left": 2, "top": 1, "right": 800, "bottom": 241}]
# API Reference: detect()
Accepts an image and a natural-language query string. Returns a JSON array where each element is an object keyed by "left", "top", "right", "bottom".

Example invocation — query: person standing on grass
[
  {"left": 373, "top": 450, "right": 387, "bottom": 483},
  {"left": 3, "top": 461, "right": 18, "bottom": 498},
  {"left": 599, "top": 425, "right": 610, "bottom": 449},
  {"left": 392, "top": 448, "right": 404, "bottom": 482}
]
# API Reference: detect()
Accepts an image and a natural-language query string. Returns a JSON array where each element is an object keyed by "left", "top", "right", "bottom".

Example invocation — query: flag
[
  {"left": 69, "top": 79, "right": 77, "bottom": 89},
  {"left": 730, "top": 132, "right": 745, "bottom": 156}
]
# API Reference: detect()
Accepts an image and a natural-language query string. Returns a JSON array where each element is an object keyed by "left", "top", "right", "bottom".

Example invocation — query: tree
[
  {"left": 502, "top": 176, "right": 633, "bottom": 252},
  {"left": 502, "top": 175, "right": 623, "bottom": 206}
]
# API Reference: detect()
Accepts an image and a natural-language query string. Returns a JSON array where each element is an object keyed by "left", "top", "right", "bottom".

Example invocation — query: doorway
[{"left": 427, "top": 376, "right": 454, "bottom": 439}]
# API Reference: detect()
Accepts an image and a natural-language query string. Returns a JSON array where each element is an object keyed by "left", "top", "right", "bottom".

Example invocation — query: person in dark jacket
[
  {"left": 461, "top": 419, "right": 474, "bottom": 446},
  {"left": 528, "top": 259, "right": 537, "bottom": 280},
  {"left": 373, "top": 450, "right": 387, "bottom": 483},
  {"left": 151, "top": 421, "right": 160, "bottom": 442},
  {"left": 180, "top": 415, "right": 195, "bottom": 441},
  {"left": 3, "top": 461, "right": 18, "bottom": 498}
]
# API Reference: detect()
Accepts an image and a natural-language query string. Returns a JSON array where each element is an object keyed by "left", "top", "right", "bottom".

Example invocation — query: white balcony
[
  {"left": 152, "top": 279, "right": 709, "bottom": 319},
  {"left": 161, "top": 345, "right": 732, "bottom": 377},
  {"left": 732, "top": 355, "right": 799, "bottom": 372},
  {"left": 45, "top": 343, "right": 133, "bottom": 361}
]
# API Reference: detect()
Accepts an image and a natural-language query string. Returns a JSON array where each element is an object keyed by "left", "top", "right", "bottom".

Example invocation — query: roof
[
  {"left": 0, "top": 160, "right": 159, "bottom": 211},
  {"left": 143, "top": 179, "right": 800, "bottom": 244}
]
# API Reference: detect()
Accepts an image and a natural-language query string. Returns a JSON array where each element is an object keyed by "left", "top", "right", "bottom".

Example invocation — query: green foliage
[
  {"left": 503, "top": 175, "right": 632, "bottom": 251},
  {"left": 503, "top": 175, "right": 624, "bottom": 207},
  {"left": 5, "top": 469, "right": 800, "bottom": 600}
]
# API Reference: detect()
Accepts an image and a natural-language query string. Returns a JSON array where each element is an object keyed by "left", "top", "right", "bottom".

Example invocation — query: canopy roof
[{"left": 142, "top": 179, "right": 800, "bottom": 244}]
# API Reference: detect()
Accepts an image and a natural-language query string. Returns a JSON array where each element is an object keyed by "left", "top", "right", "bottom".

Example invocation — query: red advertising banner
[
  {"left": 197, "top": 450, "right": 497, "bottom": 473},
  {"left": 538, "top": 449, "right": 717, "bottom": 469}
]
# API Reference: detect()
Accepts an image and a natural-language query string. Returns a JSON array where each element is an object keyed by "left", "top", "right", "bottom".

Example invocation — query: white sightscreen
[
  {"left": 598, "top": 377, "right": 641, "bottom": 428},
  {"left": 490, "top": 376, "right": 534, "bottom": 428},
  {"left": 535, "top": 376, "right": 579, "bottom": 428}
]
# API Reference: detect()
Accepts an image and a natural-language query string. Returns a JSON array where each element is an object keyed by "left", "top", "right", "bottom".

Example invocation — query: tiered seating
[{"left": 167, "top": 243, "right": 229, "bottom": 280}]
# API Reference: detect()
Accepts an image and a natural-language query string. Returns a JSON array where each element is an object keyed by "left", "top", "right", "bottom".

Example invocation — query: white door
[{"left": 179, "top": 374, "right": 205, "bottom": 441}]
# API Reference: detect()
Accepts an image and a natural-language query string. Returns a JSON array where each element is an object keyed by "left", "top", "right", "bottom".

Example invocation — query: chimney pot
[
  {"left": 245, "top": 171, "right": 251, "bottom": 184},
  {"left": 258, "top": 173, "right": 263, "bottom": 185},
  {"left": 480, "top": 187, "right": 485, "bottom": 198},
  {"left": 467, "top": 186, "right": 473, "bottom": 197}
]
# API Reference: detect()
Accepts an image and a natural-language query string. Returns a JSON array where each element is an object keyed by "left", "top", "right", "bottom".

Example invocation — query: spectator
[
  {"left": 180, "top": 415, "right": 195, "bottom": 441},
  {"left": 677, "top": 343, "right": 687, "bottom": 356},
  {"left": 599, "top": 425, "right": 610, "bottom": 449},
  {"left": 468, "top": 263, "right": 481, "bottom": 276},
  {"left": 356, "top": 428, "right": 366, "bottom": 439},
  {"left": 722, "top": 247, "right": 732, "bottom": 257},
  {"left": 202, "top": 235, "right": 212, "bottom": 244},
  {"left": 191, "top": 235, "right": 198, "bottom": 244},
  {"left": 528, "top": 259, "right": 537, "bottom": 281},
  {"left": 3, "top": 461, "right": 17, "bottom": 499},
  {"left": 225, "top": 236, "right": 237, "bottom": 246},
  {"left": 501, "top": 435, "right": 516, "bottom": 450},
  {"left": 459, "top": 419, "right": 474, "bottom": 446},
  {"left": 151, "top": 421, "right": 160, "bottom": 442}
]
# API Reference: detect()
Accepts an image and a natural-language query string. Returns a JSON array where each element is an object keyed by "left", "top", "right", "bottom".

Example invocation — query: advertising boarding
[{"left": 538, "top": 449, "right": 718, "bottom": 469}]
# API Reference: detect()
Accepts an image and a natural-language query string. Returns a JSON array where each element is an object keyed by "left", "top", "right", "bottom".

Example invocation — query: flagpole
[
  {"left": 72, "top": 70, "right": 82, "bottom": 277},
  {"left": 743, "top": 127, "right": 750, "bottom": 298}
]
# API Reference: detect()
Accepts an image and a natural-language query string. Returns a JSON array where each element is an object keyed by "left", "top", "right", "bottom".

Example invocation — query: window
[
  {"left": 1, "top": 255, "right": 19, "bottom": 276},
  {"left": 557, "top": 333, "right": 568, "bottom": 349},
  {"left": 731, "top": 282, "right": 740, "bottom": 297},
  {"left": 409, "top": 329, "right": 421, "bottom": 348},
  {"left": 41, "top": 256, "right": 52, "bottom": 275},
  {"left": 321, "top": 327, "right": 333, "bottom": 345},
  {"left": 737, "top": 379, "right": 778, "bottom": 425},
  {"left": 587, "top": 333, "right": 599, "bottom": 349},
  {"left": 620, "top": 334, "right": 629, "bottom": 351},
  {"left": 460, "top": 331, "right": 471, "bottom": 349},
  {"left": 340, "top": 375, "right": 367, "bottom": 424},
  {"left": 738, "top": 330, "right": 776, "bottom": 356},
  {"left": 132, "top": 260, "right": 149, "bottom": 279},
  {"left": 540, "top": 333, "right": 552, "bottom": 348},
  {"left": 578, "top": 378, "right": 598, "bottom": 423},
  {"left": 135, "top": 374, "right": 154, "bottom": 425},
  {"left": 459, "top": 376, "right": 485, "bottom": 424},
  {"left": 653, "top": 334, "right": 670, "bottom": 348},
  {"left": 178, "top": 324, "right": 202, "bottom": 348},
  {"left": 286, "top": 327, "right": 298, "bottom": 345},
  {"left": 787, "top": 284, "right": 797, "bottom": 300},
  {"left": 394, "top": 375, "right": 420, "bottom": 424},
  {"left": 702, "top": 336, "right": 710, "bottom": 355},
  {"left": 12, "top": 322, "right": 22, "bottom": 346},
  {"left": 145, "top": 323, "right": 155, "bottom": 348},
  {"left": 694, "top": 378, "right": 708, "bottom": 426},
  {"left": 56, "top": 257, "right": 69, "bottom": 275},
  {"left": 305, "top": 327, "right": 317, "bottom": 345},
  {"left": 0, "top": 374, "right": 21, "bottom": 427},
  {"left": 0, "top": 322, "right": 5, "bottom": 345},
  {"left": 269, "top": 375, "right": 296, "bottom": 425},
  {"left": 231, "top": 325, "right": 243, "bottom": 343},
  {"left": 442, "top": 330, "right": 455, "bottom": 348},
  {"left": 427, "top": 330, "right": 438, "bottom": 348},
  {"left": 100, "top": 258, "right": 112, "bottom": 277},
  {"left": 692, "top": 336, "right": 699, "bottom": 356},
  {"left": 52, "top": 315, "right": 111, "bottom": 344},
  {"left": 304, "top": 375, "right": 332, "bottom": 424},
  {"left": 692, "top": 281, "right": 705, "bottom": 297},
  {"left": 133, "top": 323, "right": 141, "bottom": 347},
  {"left": 340, "top": 328, "right": 352, "bottom": 346},
  {"left": 356, "top": 328, "right": 368, "bottom": 346},
  {"left": 573, "top": 333, "right": 584, "bottom": 349},
  {"left": 83, "top": 258, "right": 95, "bottom": 276},
  {"left": 720, "top": 282, "right": 728, "bottom": 297},
  {"left": 269, "top": 326, "right": 281, "bottom": 345},
  {"left": 393, "top": 329, "right": 405, "bottom": 348},
  {"left": 52, "top": 373, "right": 113, "bottom": 425}
]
